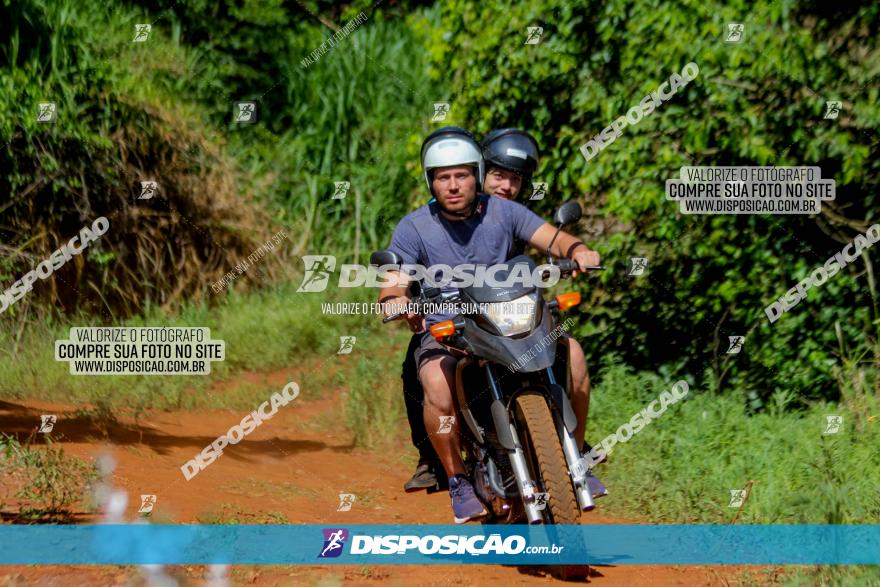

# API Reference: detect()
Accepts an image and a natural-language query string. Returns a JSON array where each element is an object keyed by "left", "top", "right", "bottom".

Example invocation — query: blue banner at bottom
[{"left": 0, "top": 525, "right": 877, "bottom": 565}]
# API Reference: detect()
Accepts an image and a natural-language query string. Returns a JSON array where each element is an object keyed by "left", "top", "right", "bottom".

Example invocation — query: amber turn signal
[
  {"left": 555, "top": 292, "right": 581, "bottom": 311},
  {"left": 430, "top": 320, "right": 456, "bottom": 340}
]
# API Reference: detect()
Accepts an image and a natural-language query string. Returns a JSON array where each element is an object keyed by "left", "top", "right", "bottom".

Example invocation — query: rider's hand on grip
[
  {"left": 382, "top": 296, "right": 409, "bottom": 322},
  {"left": 571, "top": 249, "right": 601, "bottom": 277}
]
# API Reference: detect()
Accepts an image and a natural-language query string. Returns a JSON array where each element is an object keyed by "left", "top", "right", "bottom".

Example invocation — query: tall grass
[
  {"left": 586, "top": 356, "right": 880, "bottom": 525},
  {"left": 343, "top": 354, "right": 407, "bottom": 449},
  {"left": 0, "top": 281, "right": 402, "bottom": 413}
]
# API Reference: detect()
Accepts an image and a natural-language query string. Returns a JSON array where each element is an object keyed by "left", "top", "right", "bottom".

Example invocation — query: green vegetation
[
  {"left": 0, "top": 433, "right": 99, "bottom": 521},
  {"left": 1, "top": 0, "right": 878, "bottom": 581},
  {"left": 431, "top": 0, "right": 880, "bottom": 403},
  {"left": 1, "top": 0, "right": 431, "bottom": 318},
  {"left": 587, "top": 356, "right": 880, "bottom": 524},
  {"left": 0, "top": 282, "right": 401, "bottom": 413}
]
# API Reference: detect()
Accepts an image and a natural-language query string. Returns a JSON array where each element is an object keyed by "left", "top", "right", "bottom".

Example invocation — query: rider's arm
[
  {"left": 526, "top": 224, "right": 592, "bottom": 258},
  {"left": 378, "top": 276, "right": 409, "bottom": 319},
  {"left": 527, "top": 224, "right": 600, "bottom": 274},
  {"left": 379, "top": 217, "right": 422, "bottom": 318},
  {"left": 505, "top": 198, "right": 599, "bottom": 271}
]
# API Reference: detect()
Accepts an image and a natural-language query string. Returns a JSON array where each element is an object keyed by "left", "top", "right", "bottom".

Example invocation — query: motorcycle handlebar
[
  {"left": 381, "top": 264, "right": 604, "bottom": 323},
  {"left": 549, "top": 260, "right": 605, "bottom": 277},
  {"left": 556, "top": 259, "right": 576, "bottom": 274}
]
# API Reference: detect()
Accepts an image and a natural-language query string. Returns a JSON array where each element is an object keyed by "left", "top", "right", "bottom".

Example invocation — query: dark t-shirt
[{"left": 389, "top": 193, "right": 545, "bottom": 324}]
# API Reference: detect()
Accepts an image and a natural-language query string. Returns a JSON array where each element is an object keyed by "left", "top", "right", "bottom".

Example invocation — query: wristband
[{"left": 567, "top": 241, "right": 588, "bottom": 257}]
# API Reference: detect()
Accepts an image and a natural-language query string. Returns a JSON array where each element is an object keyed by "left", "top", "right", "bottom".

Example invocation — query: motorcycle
[{"left": 372, "top": 202, "right": 602, "bottom": 562}]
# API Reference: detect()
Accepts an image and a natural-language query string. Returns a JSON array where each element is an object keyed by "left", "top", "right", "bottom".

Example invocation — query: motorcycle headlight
[{"left": 483, "top": 294, "right": 538, "bottom": 336}]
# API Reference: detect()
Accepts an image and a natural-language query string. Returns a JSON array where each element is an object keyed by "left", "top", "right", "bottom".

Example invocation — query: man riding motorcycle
[
  {"left": 401, "top": 127, "right": 542, "bottom": 492},
  {"left": 380, "top": 126, "right": 601, "bottom": 523},
  {"left": 403, "top": 128, "right": 606, "bottom": 499}
]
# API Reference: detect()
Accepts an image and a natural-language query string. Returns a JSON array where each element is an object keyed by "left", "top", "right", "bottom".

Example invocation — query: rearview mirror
[
  {"left": 553, "top": 201, "right": 582, "bottom": 226},
  {"left": 370, "top": 250, "right": 402, "bottom": 267}
]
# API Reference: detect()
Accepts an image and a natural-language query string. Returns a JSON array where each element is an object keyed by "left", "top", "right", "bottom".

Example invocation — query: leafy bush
[
  {"left": 0, "top": 1, "right": 432, "bottom": 321},
  {"left": 0, "top": 0, "right": 285, "bottom": 319},
  {"left": 427, "top": 0, "right": 880, "bottom": 403},
  {"left": 0, "top": 433, "right": 99, "bottom": 521}
]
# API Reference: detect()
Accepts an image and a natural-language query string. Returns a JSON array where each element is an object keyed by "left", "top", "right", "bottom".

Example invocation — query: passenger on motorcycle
[{"left": 482, "top": 129, "right": 602, "bottom": 489}]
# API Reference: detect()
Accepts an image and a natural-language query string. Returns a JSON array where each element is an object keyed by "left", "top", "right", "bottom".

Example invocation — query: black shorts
[{"left": 412, "top": 331, "right": 463, "bottom": 373}]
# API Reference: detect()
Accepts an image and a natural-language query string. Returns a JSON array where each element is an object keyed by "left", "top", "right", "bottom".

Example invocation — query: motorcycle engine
[{"left": 476, "top": 432, "right": 518, "bottom": 519}]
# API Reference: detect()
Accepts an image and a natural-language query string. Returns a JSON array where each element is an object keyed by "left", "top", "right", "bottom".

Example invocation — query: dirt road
[{"left": 0, "top": 370, "right": 776, "bottom": 586}]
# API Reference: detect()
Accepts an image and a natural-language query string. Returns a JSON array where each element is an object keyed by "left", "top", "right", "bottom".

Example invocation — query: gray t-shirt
[{"left": 388, "top": 193, "right": 545, "bottom": 324}]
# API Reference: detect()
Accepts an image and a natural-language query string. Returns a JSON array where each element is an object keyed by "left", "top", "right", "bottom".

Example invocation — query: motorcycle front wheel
[{"left": 513, "top": 392, "right": 589, "bottom": 581}]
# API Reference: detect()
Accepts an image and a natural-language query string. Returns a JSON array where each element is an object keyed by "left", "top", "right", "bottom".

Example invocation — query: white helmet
[{"left": 420, "top": 126, "right": 484, "bottom": 196}]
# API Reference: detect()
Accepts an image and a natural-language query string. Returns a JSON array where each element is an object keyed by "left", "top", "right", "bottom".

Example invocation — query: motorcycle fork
[
  {"left": 484, "top": 364, "right": 544, "bottom": 524},
  {"left": 545, "top": 367, "right": 595, "bottom": 512}
]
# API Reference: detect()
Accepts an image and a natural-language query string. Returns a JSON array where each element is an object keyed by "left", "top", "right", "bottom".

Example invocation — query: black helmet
[
  {"left": 420, "top": 126, "right": 484, "bottom": 196},
  {"left": 481, "top": 128, "right": 540, "bottom": 187}
]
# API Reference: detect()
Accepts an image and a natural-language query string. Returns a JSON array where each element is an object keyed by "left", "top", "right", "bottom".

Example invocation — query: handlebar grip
[{"left": 556, "top": 259, "right": 577, "bottom": 273}]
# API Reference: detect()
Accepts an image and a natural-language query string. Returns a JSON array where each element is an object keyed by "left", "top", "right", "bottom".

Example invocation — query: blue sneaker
[
  {"left": 582, "top": 441, "right": 606, "bottom": 465},
  {"left": 449, "top": 474, "right": 488, "bottom": 524},
  {"left": 585, "top": 470, "right": 608, "bottom": 499},
  {"left": 581, "top": 442, "right": 608, "bottom": 499}
]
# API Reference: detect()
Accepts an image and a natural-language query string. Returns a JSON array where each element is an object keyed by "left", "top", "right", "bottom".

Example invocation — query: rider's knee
[
  {"left": 419, "top": 358, "right": 456, "bottom": 408},
  {"left": 567, "top": 339, "right": 589, "bottom": 387},
  {"left": 421, "top": 354, "right": 455, "bottom": 377}
]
